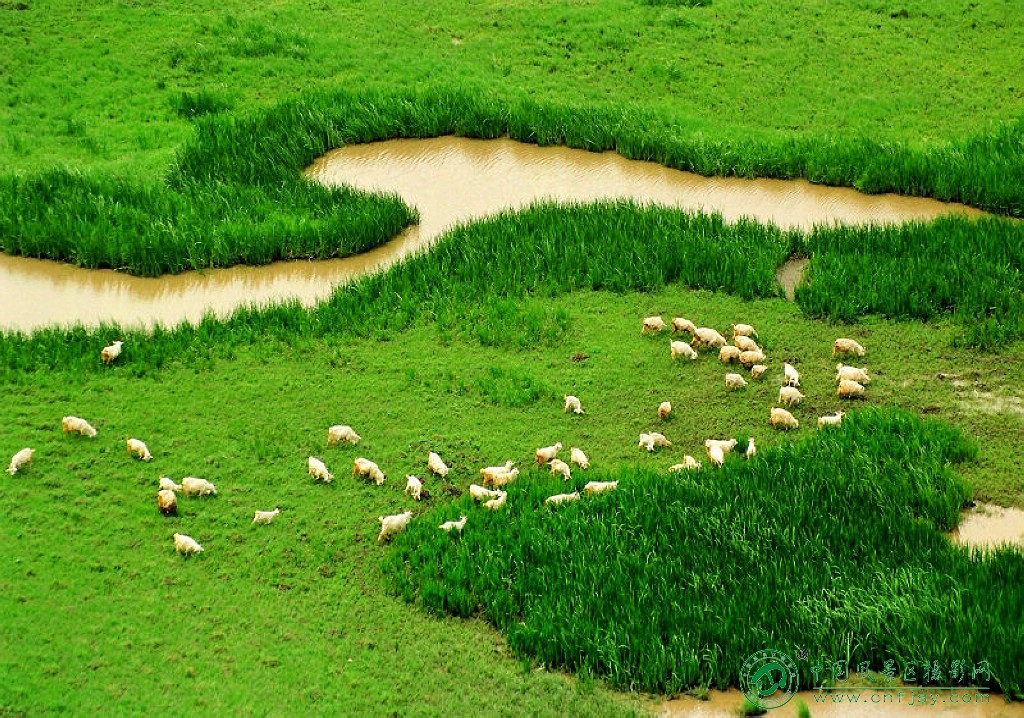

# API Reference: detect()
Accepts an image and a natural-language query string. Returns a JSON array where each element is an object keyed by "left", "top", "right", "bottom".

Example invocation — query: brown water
[
  {"left": 1, "top": 137, "right": 982, "bottom": 333},
  {"left": 951, "top": 502, "right": 1024, "bottom": 550}
]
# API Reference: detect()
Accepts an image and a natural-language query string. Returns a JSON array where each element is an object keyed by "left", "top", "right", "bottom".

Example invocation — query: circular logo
[{"left": 740, "top": 649, "right": 799, "bottom": 710}]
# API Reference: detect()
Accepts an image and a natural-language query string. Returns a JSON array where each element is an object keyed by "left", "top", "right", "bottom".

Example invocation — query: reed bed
[{"left": 384, "top": 409, "right": 1023, "bottom": 697}]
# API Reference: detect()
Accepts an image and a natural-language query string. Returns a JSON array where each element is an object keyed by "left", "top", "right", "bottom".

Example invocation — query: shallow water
[
  {"left": 951, "top": 502, "right": 1024, "bottom": 550},
  {"left": 0, "top": 137, "right": 982, "bottom": 332}
]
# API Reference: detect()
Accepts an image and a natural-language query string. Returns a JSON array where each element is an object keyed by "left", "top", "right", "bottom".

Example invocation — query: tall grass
[{"left": 384, "top": 409, "right": 1024, "bottom": 698}]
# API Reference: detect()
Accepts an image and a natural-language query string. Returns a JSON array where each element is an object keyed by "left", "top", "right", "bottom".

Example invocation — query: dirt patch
[{"left": 776, "top": 257, "right": 809, "bottom": 301}]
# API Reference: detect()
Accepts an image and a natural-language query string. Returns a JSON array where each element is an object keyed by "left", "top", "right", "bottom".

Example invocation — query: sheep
[
  {"left": 672, "top": 317, "right": 697, "bottom": 335},
  {"left": 327, "top": 425, "right": 361, "bottom": 446},
  {"left": 750, "top": 364, "right": 769, "bottom": 380},
  {"left": 480, "top": 460, "right": 514, "bottom": 486},
  {"left": 733, "top": 335, "right": 759, "bottom": 352},
  {"left": 352, "top": 457, "right": 385, "bottom": 485},
  {"left": 404, "top": 475, "right": 424, "bottom": 501},
  {"left": 670, "top": 340, "right": 699, "bottom": 361},
  {"left": 549, "top": 458, "right": 571, "bottom": 480},
  {"left": 836, "top": 364, "right": 871, "bottom": 384},
  {"left": 718, "top": 345, "right": 742, "bottom": 364},
  {"left": 181, "top": 477, "right": 217, "bottom": 497},
  {"left": 641, "top": 316, "right": 667, "bottom": 334},
  {"left": 126, "top": 438, "right": 152, "bottom": 462},
  {"left": 817, "top": 411, "right": 846, "bottom": 429},
  {"left": 778, "top": 386, "right": 806, "bottom": 406},
  {"left": 308, "top": 456, "right": 333, "bottom": 483},
  {"left": 704, "top": 438, "right": 738, "bottom": 455},
  {"left": 7, "top": 447, "right": 34, "bottom": 475},
  {"left": 377, "top": 510, "right": 414, "bottom": 543},
  {"left": 563, "top": 395, "right": 584, "bottom": 415},
  {"left": 770, "top": 407, "right": 799, "bottom": 430},
  {"left": 693, "top": 327, "right": 727, "bottom": 349},
  {"left": 725, "top": 373, "right": 748, "bottom": 390},
  {"left": 584, "top": 480, "right": 618, "bottom": 495},
  {"left": 570, "top": 447, "right": 590, "bottom": 469},
  {"left": 62, "top": 416, "right": 97, "bottom": 438},
  {"left": 535, "top": 442, "right": 563, "bottom": 466},
  {"left": 707, "top": 444, "right": 725, "bottom": 467},
  {"left": 483, "top": 491, "right": 508, "bottom": 511},
  {"left": 739, "top": 350, "right": 767, "bottom": 368},
  {"left": 838, "top": 379, "right": 866, "bottom": 399},
  {"left": 668, "top": 455, "right": 701, "bottom": 472},
  {"left": 833, "top": 338, "right": 866, "bottom": 357},
  {"left": 427, "top": 451, "right": 449, "bottom": 478},
  {"left": 545, "top": 491, "right": 580, "bottom": 506},
  {"left": 732, "top": 323, "right": 757, "bottom": 339},
  {"left": 101, "top": 340, "right": 124, "bottom": 365},
  {"left": 157, "top": 489, "right": 178, "bottom": 516},
  {"left": 658, "top": 401, "right": 672, "bottom": 419},
  {"left": 159, "top": 476, "right": 182, "bottom": 492},
  {"left": 783, "top": 362, "right": 801, "bottom": 388},
  {"left": 650, "top": 432, "right": 672, "bottom": 448},
  {"left": 439, "top": 515, "right": 468, "bottom": 533},
  {"left": 253, "top": 508, "right": 281, "bottom": 524},
  {"left": 173, "top": 532, "right": 203, "bottom": 556},
  {"left": 638, "top": 433, "right": 656, "bottom": 452},
  {"left": 469, "top": 484, "right": 504, "bottom": 502},
  {"left": 745, "top": 437, "right": 757, "bottom": 459},
  {"left": 487, "top": 467, "right": 520, "bottom": 489}
]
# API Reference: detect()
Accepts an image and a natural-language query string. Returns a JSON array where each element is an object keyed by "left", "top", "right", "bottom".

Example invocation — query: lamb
[
  {"left": 101, "top": 340, "right": 124, "bottom": 365},
  {"left": 638, "top": 433, "right": 656, "bottom": 452},
  {"left": 439, "top": 515, "right": 468, "bottom": 533},
  {"left": 62, "top": 416, "right": 97, "bottom": 438},
  {"left": 641, "top": 316, "right": 667, "bottom": 334},
  {"left": 427, "top": 451, "right": 450, "bottom": 478},
  {"left": 181, "top": 476, "right": 217, "bottom": 497},
  {"left": 770, "top": 407, "right": 799, "bottom": 430},
  {"left": 733, "top": 335, "right": 759, "bottom": 352},
  {"left": 7, "top": 447, "right": 34, "bottom": 475},
  {"left": 668, "top": 455, "right": 701, "bottom": 472},
  {"left": 570, "top": 447, "right": 590, "bottom": 469},
  {"left": 173, "top": 532, "right": 203, "bottom": 556},
  {"left": 783, "top": 362, "right": 801, "bottom": 388},
  {"left": 778, "top": 386, "right": 806, "bottom": 406},
  {"left": 327, "top": 425, "right": 361, "bottom": 446},
  {"left": 308, "top": 456, "right": 333, "bottom": 483},
  {"left": 548, "top": 458, "right": 571, "bottom": 480},
  {"left": 650, "top": 433, "right": 672, "bottom": 448},
  {"left": 704, "top": 438, "right": 738, "bottom": 455},
  {"left": 404, "top": 474, "right": 424, "bottom": 501},
  {"left": 126, "top": 438, "right": 152, "bottom": 462},
  {"left": 157, "top": 489, "right": 178, "bottom": 516},
  {"left": 480, "top": 460, "right": 514, "bottom": 485},
  {"left": 837, "top": 379, "right": 866, "bottom": 399},
  {"left": 658, "top": 401, "right": 672, "bottom": 419},
  {"left": 486, "top": 467, "right": 519, "bottom": 489},
  {"left": 707, "top": 444, "right": 725, "bottom": 467},
  {"left": 732, "top": 323, "right": 757, "bottom": 339},
  {"left": 750, "top": 364, "right": 768, "bottom": 380},
  {"left": 836, "top": 364, "right": 871, "bottom": 384},
  {"left": 352, "top": 457, "right": 385, "bottom": 485},
  {"left": 693, "top": 327, "right": 727, "bottom": 349},
  {"left": 745, "top": 437, "right": 757, "bottom": 459},
  {"left": 725, "top": 373, "right": 748, "bottom": 390},
  {"left": 545, "top": 491, "right": 580, "bottom": 506},
  {"left": 253, "top": 508, "right": 280, "bottom": 524},
  {"left": 159, "top": 476, "right": 182, "bottom": 492},
  {"left": 718, "top": 345, "right": 741, "bottom": 364},
  {"left": 377, "top": 510, "right": 414, "bottom": 543},
  {"left": 739, "top": 350, "right": 767, "bottom": 368},
  {"left": 817, "top": 411, "right": 846, "bottom": 429},
  {"left": 833, "top": 338, "right": 866, "bottom": 357},
  {"left": 670, "top": 340, "right": 699, "bottom": 361},
  {"left": 584, "top": 480, "right": 618, "bottom": 495},
  {"left": 535, "top": 442, "right": 563, "bottom": 466},
  {"left": 672, "top": 317, "right": 697, "bottom": 335},
  {"left": 483, "top": 491, "right": 508, "bottom": 511},
  {"left": 563, "top": 395, "right": 584, "bottom": 414},
  {"left": 469, "top": 484, "right": 504, "bottom": 502}
]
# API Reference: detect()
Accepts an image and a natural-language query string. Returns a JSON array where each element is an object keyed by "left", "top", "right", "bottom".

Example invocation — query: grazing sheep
[
  {"left": 157, "top": 489, "right": 178, "bottom": 516},
  {"left": 704, "top": 438, "right": 738, "bottom": 455},
  {"left": 563, "top": 395, "right": 584, "bottom": 415},
  {"left": 126, "top": 438, "right": 152, "bottom": 462},
  {"left": 707, "top": 444, "right": 725, "bottom": 467},
  {"left": 732, "top": 323, "right": 757, "bottom": 339},
  {"left": 480, "top": 460, "right": 514, "bottom": 485},
  {"left": 649, "top": 432, "right": 671, "bottom": 448},
  {"left": 427, "top": 451, "right": 450, "bottom": 478},
  {"left": 642, "top": 316, "right": 667, "bottom": 334},
  {"left": 570, "top": 447, "right": 590, "bottom": 469},
  {"left": 308, "top": 456, "right": 333, "bottom": 483},
  {"left": 718, "top": 345, "right": 742, "bottom": 364},
  {"left": 377, "top": 511, "right": 414, "bottom": 543},
  {"left": 638, "top": 433, "right": 656, "bottom": 452},
  {"left": 439, "top": 515, "right": 468, "bottom": 533},
  {"left": 750, "top": 364, "right": 769, "bottom": 380},
  {"left": 658, "top": 401, "right": 672, "bottom": 419},
  {"left": 404, "top": 474, "right": 424, "bottom": 501},
  {"left": 670, "top": 340, "right": 699, "bottom": 361},
  {"left": 584, "top": 480, "right": 618, "bottom": 495},
  {"left": 770, "top": 407, "right": 799, "bottom": 430},
  {"left": 725, "top": 373, "right": 748, "bottom": 390},
  {"left": 817, "top": 411, "right": 846, "bottom": 429},
  {"left": 837, "top": 379, "right": 866, "bottom": 399},
  {"left": 739, "top": 350, "right": 767, "bottom": 368},
  {"left": 668, "top": 455, "right": 701, "bottom": 472},
  {"left": 672, "top": 317, "right": 697, "bottom": 334},
  {"left": 783, "top": 362, "right": 801, "bottom": 388},
  {"left": 159, "top": 476, "right": 182, "bottom": 493},
  {"left": 181, "top": 477, "right": 217, "bottom": 497},
  {"left": 253, "top": 508, "right": 280, "bottom": 524},
  {"left": 549, "top": 458, "right": 571, "bottom": 480},
  {"left": 745, "top": 437, "right": 757, "bottom": 459},
  {"left": 734, "top": 335, "right": 759, "bottom": 352},
  {"left": 327, "top": 425, "right": 361, "bottom": 446},
  {"left": 173, "top": 532, "right": 203, "bottom": 556},
  {"left": 483, "top": 491, "right": 508, "bottom": 511},
  {"left": 693, "top": 327, "right": 727, "bottom": 349},
  {"left": 62, "top": 416, "right": 97, "bottom": 438},
  {"left": 833, "top": 338, "right": 866, "bottom": 357},
  {"left": 487, "top": 467, "right": 520, "bottom": 489},
  {"left": 836, "top": 364, "right": 871, "bottom": 384},
  {"left": 352, "top": 457, "right": 385, "bottom": 485},
  {"left": 7, "top": 447, "right": 34, "bottom": 475},
  {"left": 545, "top": 491, "right": 580, "bottom": 506},
  {"left": 778, "top": 386, "right": 806, "bottom": 406},
  {"left": 469, "top": 484, "right": 504, "bottom": 502},
  {"left": 101, "top": 340, "right": 124, "bottom": 365},
  {"left": 535, "top": 442, "right": 563, "bottom": 466}
]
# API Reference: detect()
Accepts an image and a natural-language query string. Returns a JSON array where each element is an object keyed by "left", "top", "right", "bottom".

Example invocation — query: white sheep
[
  {"left": 642, "top": 316, "right": 667, "bottom": 334},
  {"left": 833, "top": 338, "right": 866, "bottom": 357},
  {"left": 101, "top": 340, "right": 124, "bottom": 365},
  {"left": 487, "top": 468, "right": 520, "bottom": 489},
  {"left": 308, "top": 456, "right": 334, "bottom": 483},
  {"left": 563, "top": 395, "right": 584, "bottom": 415},
  {"left": 836, "top": 364, "right": 871, "bottom": 384},
  {"left": 838, "top": 379, "right": 866, "bottom": 399},
  {"left": 480, "top": 460, "right": 514, "bottom": 486},
  {"left": 570, "top": 447, "right": 590, "bottom": 469},
  {"left": 668, "top": 455, "right": 701, "bottom": 472},
  {"left": 62, "top": 416, "right": 97, "bottom": 438},
  {"left": 745, "top": 437, "right": 757, "bottom": 459},
  {"left": 352, "top": 457, "right": 385, "bottom": 485},
  {"left": 693, "top": 327, "right": 727, "bottom": 349},
  {"left": 545, "top": 491, "right": 580, "bottom": 506},
  {"left": 750, "top": 364, "right": 768, "bottom": 381},
  {"left": 327, "top": 425, "right": 361, "bottom": 446},
  {"left": 732, "top": 323, "right": 757, "bottom": 339},
  {"left": 584, "top": 480, "right": 618, "bottom": 495},
  {"left": 704, "top": 438, "right": 738, "bottom": 455},
  {"left": 658, "top": 401, "right": 672, "bottom": 419},
  {"left": 535, "top": 442, "right": 563, "bottom": 466},
  {"left": 783, "top": 362, "right": 801, "bottom": 388},
  {"left": 173, "top": 532, "right": 203, "bottom": 556},
  {"left": 157, "top": 489, "right": 178, "bottom": 516},
  {"left": 725, "top": 373, "right": 748, "bottom": 390},
  {"left": 707, "top": 444, "right": 725, "bottom": 467},
  {"left": 638, "top": 433, "right": 656, "bottom": 452},
  {"left": 7, "top": 447, "right": 34, "bottom": 475},
  {"left": 733, "top": 335, "right": 759, "bottom": 352},
  {"left": 483, "top": 491, "right": 508, "bottom": 511},
  {"left": 548, "top": 458, "right": 571, "bottom": 480},
  {"left": 404, "top": 474, "right": 424, "bottom": 501},
  {"left": 159, "top": 476, "right": 182, "bottom": 492},
  {"left": 670, "top": 340, "right": 698, "bottom": 361},
  {"left": 253, "top": 508, "right": 281, "bottom": 524},
  {"left": 439, "top": 515, "right": 468, "bottom": 533},
  {"left": 672, "top": 317, "right": 697, "bottom": 335},
  {"left": 126, "top": 438, "right": 152, "bottom": 462},
  {"left": 650, "top": 432, "right": 672, "bottom": 448},
  {"left": 817, "top": 411, "right": 846, "bottom": 429},
  {"left": 718, "top": 345, "right": 742, "bottom": 364},
  {"left": 181, "top": 476, "right": 217, "bottom": 497},
  {"left": 427, "top": 451, "right": 449, "bottom": 478},
  {"left": 778, "top": 386, "right": 806, "bottom": 406},
  {"left": 377, "top": 510, "right": 413, "bottom": 543},
  {"left": 770, "top": 407, "right": 799, "bottom": 430},
  {"left": 739, "top": 350, "right": 767, "bottom": 368},
  {"left": 469, "top": 484, "right": 504, "bottom": 502}
]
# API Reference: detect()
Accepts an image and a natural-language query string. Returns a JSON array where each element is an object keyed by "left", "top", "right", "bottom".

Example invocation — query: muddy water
[
  {"left": 952, "top": 503, "right": 1024, "bottom": 550},
  {"left": 1, "top": 137, "right": 983, "bottom": 332}
]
